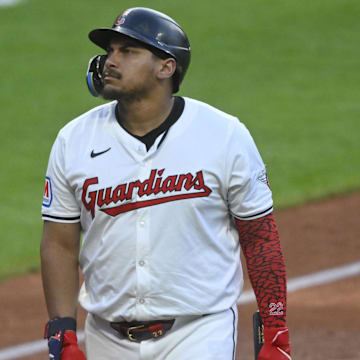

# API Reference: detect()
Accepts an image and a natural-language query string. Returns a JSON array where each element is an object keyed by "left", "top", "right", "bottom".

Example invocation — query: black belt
[{"left": 110, "top": 319, "right": 175, "bottom": 342}]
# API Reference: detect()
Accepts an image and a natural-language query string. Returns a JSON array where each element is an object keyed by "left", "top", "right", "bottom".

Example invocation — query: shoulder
[
  {"left": 57, "top": 101, "right": 117, "bottom": 140},
  {"left": 183, "top": 97, "right": 237, "bottom": 121},
  {"left": 183, "top": 97, "right": 249, "bottom": 135}
]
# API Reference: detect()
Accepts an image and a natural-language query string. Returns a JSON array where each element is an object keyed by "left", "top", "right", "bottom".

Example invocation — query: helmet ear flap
[{"left": 86, "top": 55, "right": 107, "bottom": 97}]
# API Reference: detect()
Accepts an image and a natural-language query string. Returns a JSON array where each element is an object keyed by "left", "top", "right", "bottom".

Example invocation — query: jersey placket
[{"left": 134, "top": 142, "right": 156, "bottom": 319}]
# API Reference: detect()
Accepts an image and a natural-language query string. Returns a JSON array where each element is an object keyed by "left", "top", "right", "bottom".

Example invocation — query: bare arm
[{"left": 40, "top": 220, "right": 81, "bottom": 319}]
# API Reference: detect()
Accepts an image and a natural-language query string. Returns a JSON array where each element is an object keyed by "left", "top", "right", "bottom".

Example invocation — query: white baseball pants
[{"left": 85, "top": 306, "right": 238, "bottom": 360}]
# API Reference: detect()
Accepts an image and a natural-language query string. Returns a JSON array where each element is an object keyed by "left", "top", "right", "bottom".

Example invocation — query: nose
[{"left": 105, "top": 53, "right": 117, "bottom": 68}]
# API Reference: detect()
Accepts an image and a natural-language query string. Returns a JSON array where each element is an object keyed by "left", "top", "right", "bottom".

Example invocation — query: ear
[{"left": 156, "top": 58, "right": 177, "bottom": 81}]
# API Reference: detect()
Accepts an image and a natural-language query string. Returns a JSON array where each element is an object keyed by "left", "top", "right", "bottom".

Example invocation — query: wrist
[{"left": 44, "top": 316, "right": 77, "bottom": 339}]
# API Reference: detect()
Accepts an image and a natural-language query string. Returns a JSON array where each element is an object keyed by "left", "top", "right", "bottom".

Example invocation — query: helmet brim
[{"left": 89, "top": 27, "right": 174, "bottom": 58}]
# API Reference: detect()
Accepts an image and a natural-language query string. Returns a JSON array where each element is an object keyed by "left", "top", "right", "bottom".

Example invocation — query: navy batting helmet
[{"left": 88, "top": 7, "right": 191, "bottom": 93}]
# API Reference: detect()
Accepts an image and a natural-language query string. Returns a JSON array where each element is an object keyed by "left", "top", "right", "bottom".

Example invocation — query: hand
[
  {"left": 61, "top": 331, "right": 86, "bottom": 360},
  {"left": 45, "top": 317, "right": 86, "bottom": 360},
  {"left": 258, "top": 327, "right": 291, "bottom": 360},
  {"left": 47, "top": 330, "right": 63, "bottom": 360},
  {"left": 47, "top": 330, "right": 86, "bottom": 360}
]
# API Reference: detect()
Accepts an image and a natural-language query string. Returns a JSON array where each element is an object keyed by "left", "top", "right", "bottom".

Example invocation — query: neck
[{"left": 116, "top": 94, "right": 174, "bottom": 137}]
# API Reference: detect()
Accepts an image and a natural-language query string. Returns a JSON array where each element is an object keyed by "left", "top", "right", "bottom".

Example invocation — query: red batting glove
[
  {"left": 258, "top": 327, "right": 291, "bottom": 360},
  {"left": 61, "top": 331, "right": 87, "bottom": 360}
]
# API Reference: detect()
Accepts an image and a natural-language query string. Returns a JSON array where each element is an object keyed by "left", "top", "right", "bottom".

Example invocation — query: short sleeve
[
  {"left": 227, "top": 121, "right": 273, "bottom": 220},
  {"left": 41, "top": 134, "right": 81, "bottom": 223}
]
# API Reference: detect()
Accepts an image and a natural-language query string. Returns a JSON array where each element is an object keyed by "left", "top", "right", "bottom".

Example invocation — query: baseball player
[{"left": 41, "top": 7, "right": 291, "bottom": 360}]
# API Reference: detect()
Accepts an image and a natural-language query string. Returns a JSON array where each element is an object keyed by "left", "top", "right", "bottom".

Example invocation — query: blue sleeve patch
[{"left": 42, "top": 176, "right": 53, "bottom": 207}]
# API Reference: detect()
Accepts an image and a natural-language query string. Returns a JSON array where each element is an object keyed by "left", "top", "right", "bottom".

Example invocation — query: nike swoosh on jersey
[{"left": 90, "top": 147, "right": 111, "bottom": 158}]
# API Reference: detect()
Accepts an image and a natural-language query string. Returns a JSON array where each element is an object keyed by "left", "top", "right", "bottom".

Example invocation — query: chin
[
  {"left": 101, "top": 86, "right": 123, "bottom": 100},
  {"left": 101, "top": 82, "right": 152, "bottom": 103}
]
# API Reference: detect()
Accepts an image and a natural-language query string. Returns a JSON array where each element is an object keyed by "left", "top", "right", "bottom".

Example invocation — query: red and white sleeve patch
[{"left": 42, "top": 176, "right": 53, "bottom": 208}]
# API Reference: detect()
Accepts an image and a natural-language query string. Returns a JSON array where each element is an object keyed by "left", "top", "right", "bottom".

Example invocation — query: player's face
[{"left": 102, "top": 38, "right": 161, "bottom": 101}]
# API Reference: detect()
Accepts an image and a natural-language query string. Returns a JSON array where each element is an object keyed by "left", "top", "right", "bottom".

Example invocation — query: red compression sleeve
[{"left": 236, "top": 213, "right": 287, "bottom": 328}]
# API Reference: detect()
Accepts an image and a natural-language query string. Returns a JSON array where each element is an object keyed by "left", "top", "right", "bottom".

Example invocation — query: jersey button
[
  {"left": 139, "top": 260, "right": 145, "bottom": 267},
  {"left": 139, "top": 298, "right": 145, "bottom": 304},
  {"left": 139, "top": 220, "right": 145, "bottom": 227}
]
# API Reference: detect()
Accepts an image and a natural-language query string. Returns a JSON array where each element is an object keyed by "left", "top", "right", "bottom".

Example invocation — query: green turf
[{"left": 0, "top": 0, "right": 359, "bottom": 280}]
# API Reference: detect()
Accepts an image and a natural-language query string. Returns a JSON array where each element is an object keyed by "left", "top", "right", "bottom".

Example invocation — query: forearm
[
  {"left": 236, "top": 213, "right": 287, "bottom": 328},
  {"left": 40, "top": 221, "right": 81, "bottom": 319}
]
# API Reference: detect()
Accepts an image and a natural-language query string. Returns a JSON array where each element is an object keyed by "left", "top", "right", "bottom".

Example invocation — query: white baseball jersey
[{"left": 42, "top": 97, "right": 273, "bottom": 322}]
